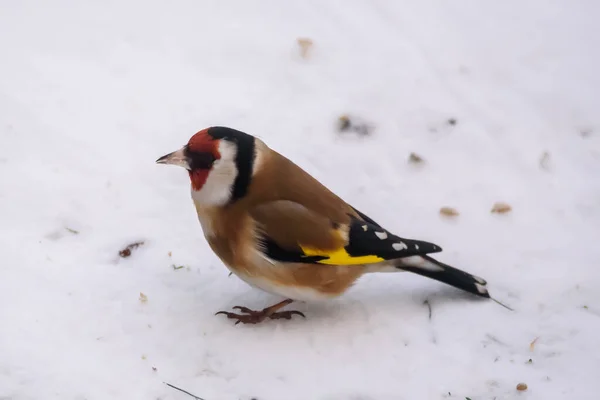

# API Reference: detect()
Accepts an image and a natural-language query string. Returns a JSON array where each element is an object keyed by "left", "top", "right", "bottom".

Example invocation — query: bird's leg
[{"left": 215, "top": 298, "right": 305, "bottom": 324}]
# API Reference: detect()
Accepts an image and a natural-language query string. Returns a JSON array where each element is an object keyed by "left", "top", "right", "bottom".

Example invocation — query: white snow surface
[{"left": 1, "top": 1, "right": 600, "bottom": 399}]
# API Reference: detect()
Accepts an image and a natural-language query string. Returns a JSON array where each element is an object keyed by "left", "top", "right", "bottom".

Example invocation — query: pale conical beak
[{"left": 155, "top": 147, "right": 190, "bottom": 169}]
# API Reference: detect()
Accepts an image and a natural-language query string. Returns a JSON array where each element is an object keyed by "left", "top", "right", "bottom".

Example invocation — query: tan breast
[
  {"left": 193, "top": 202, "right": 366, "bottom": 299},
  {"left": 193, "top": 203, "right": 254, "bottom": 271}
]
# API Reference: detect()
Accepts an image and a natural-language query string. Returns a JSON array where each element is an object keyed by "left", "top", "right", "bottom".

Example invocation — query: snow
[{"left": 1, "top": 0, "right": 599, "bottom": 399}]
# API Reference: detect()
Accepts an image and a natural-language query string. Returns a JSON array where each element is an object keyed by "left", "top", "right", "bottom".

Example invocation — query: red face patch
[
  {"left": 187, "top": 128, "right": 221, "bottom": 191},
  {"left": 188, "top": 169, "right": 210, "bottom": 191}
]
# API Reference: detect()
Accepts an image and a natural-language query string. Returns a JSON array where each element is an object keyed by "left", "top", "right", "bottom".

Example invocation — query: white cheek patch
[
  {"left": 251, "top": 138, "right": 267, "bottom": 177},
  {"left": 191, "top": 140, "right": 238, "bottom": 206}
]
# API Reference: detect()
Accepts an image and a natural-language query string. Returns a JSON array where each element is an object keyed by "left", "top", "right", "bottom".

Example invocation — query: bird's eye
[{"left": 188, "top": 151, "right": 216, "bottom": 170}]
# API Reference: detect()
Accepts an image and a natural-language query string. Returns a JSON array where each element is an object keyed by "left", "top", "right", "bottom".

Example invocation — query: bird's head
[{"left": 156, "top": 126, "right": 259, "bottom": 206}]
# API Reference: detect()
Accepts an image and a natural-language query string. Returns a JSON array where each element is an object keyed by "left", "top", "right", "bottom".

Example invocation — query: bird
[{"left": 156, "top": 126, "right": 500, "bottom": 324}]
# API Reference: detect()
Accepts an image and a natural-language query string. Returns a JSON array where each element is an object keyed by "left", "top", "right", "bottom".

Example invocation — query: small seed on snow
[
  {"left": 338, "top": 115, "right": 351, "bottom": 131},
  {"left": 409, "top": 152, "right": 424, "bottom": 164},
  {"left": 491, "top": 202, "right": 512, "bottom": 214},
  {"left": 297, "top": 38, "right": 313, "bottom": 59},
  {"left": 516, "top": 383, "right": 528, "bottom": 391},
  {"left": 529, "top": 336, "right": 539, "bottom": 351},
  {"left": 139, "top": 292, "right": 148, "bottom": 303},
  {"left": 440, "top": 207, "right": 459, "bottom": 217}
]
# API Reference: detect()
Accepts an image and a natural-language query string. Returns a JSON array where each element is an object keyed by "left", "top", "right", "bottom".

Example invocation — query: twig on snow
[
  {"left": 423, "top": 299, "right": 432, "bottom": 320},
  {"left": 164, "top": 382, "right": 205, "bottom": 400},
  {"left": 119, "top": 241, "right": 145, "bottom": 258}
]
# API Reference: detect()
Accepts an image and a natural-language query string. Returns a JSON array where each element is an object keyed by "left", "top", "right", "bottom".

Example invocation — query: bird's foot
[{"left": 215, "top": 304, "right": 305, "bottom": 325}]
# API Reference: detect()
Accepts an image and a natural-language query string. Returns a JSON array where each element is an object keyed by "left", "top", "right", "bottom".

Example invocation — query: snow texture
[{"left": 1, "top": 1, "right": 600, "bottom": 399}]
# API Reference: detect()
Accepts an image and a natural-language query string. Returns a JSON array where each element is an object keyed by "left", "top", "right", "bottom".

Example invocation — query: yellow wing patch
[
  {"left": 299, "top": 245, "right": 385, "bottom": 265},
  {"left": 259, "top": 212, "right": 442, "bottom": 266}
]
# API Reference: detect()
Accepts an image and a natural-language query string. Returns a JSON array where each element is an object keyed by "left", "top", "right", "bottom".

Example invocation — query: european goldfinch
[{"left": 157, "top": 126, "right": 492, "bottom": 324}]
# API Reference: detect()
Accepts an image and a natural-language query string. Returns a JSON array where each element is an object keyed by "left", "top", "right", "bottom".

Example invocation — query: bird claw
[
  {"left": 214, "top": 310, "right": 258, "bottom": 324},
  {"left": 268, "top": 310, "right": 306, "bottom": 320},
  {"left": 231, "top": 306, "right": 255, "bottom": 314},
  {"left": 215, "top": 306, "right": 305, "bottom": 324}
]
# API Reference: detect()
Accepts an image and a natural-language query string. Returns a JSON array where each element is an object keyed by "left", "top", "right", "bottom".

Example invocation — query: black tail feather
[{"left": 397, "top": 255, "right": 490, "bottom": 298}]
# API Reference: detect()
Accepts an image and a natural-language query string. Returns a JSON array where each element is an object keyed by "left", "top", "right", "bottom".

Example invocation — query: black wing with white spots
[
  {"left": 342, "top": 214, "right": 443, "bottom": 260},
  {"left": 257, "top": 211, "right": 442, "bottom": 266}
]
